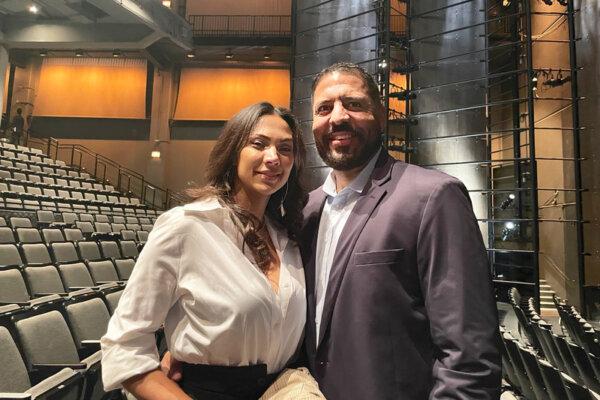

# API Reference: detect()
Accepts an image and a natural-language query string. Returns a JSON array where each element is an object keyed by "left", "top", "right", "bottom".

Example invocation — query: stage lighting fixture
[
  {"left": 112, "top": 50, "right": 121, "bottom": 58},
  {"left": 186, "top": 51, "right": 195, "bottom": 59},
  {"left": 75, "top": 49, "right": 84, "bottom": 57},
  {"left": 263, "top": 48, "right": 272, "bottom": 60},
  {"left": 28, "top": 4, "right": 39, "bottom": 14},
  {"left": 502, "top": 0, "right": 511, "bottom": 6},
  {"left": 225, "top": 49, "right": 234, "bottom": 59},
  {"left": 162, "top": 0, "right": 171, "bottom": 7},
  {"left": 39, "top": 49, "right": 48, "bottom": 57},
  {"left": 378, "top": 59, "right": 388, "bottom": 69},
  {"left": 151, "top": 150, "right": 161, "bottom": 159},
  {"left": 499, "top": 194, "right": 516, "bottom": 210}
]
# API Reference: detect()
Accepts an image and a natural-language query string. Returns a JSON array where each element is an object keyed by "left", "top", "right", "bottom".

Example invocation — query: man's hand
[{"left": 161, "top": 351, "right": 183, "bottom": 382}]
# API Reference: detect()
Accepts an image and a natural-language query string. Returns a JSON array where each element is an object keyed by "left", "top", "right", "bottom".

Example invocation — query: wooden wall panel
[
  {"left": 175, "top": 68, "right": 290, "bottom": 120},
  {"left": 34, "top": 58, "right": 146, "bottom": 118},
  {"left": 186, "top": 0, "right": 290, "bottom": 16}
]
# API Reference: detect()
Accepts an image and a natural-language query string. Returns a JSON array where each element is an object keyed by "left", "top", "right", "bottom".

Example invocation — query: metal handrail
[
  {"left": 188, "top": 15, "right": 291, "bottom": 37},
  {"left": 26, "top": 137, "right": 182, "bottom": 210}
]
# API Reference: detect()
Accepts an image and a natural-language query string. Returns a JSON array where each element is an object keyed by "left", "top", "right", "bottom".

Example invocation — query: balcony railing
[{"left": 188, "top": 15, "right": 291, "bottom": 37}]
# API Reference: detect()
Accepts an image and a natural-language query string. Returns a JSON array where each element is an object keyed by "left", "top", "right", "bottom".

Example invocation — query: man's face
[{"left": 312, "top": 71, "right": 384, "bottom": 171}]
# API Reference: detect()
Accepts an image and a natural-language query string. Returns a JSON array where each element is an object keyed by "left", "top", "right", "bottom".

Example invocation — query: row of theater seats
[
  {"left": 0, "top": 286, "right": 123, "bottom": 399},
  {"left": 501, "top": 288, "right": 600, "bottom": 399},
  {"left": 0, "top": 142, "right": 149, "bottom": 213},
  {"left": 0, "top": 141, "right": 161, "bottom": 399}
]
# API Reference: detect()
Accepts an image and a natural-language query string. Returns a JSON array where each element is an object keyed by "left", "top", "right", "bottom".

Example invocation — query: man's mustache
[{"left": 327, "top": 123, "right": 358, "bottom": 137}]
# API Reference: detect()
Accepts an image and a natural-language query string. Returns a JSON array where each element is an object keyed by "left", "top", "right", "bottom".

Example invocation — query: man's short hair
[{"left": 311, "top": 62, "right": 382, "bottom": 108}]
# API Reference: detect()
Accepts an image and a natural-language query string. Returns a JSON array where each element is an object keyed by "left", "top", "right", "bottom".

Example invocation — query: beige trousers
[{"left": 259, "top": 368, "right": 326, "bottom": 400}]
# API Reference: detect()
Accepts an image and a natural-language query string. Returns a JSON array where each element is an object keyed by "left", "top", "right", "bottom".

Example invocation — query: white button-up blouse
[{"left": 100, "top": 199, "right": 307, "bottom": 390}]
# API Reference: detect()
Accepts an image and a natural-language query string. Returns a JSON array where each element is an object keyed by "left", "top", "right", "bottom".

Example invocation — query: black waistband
[{"left": 180, "top": 363, "right": 279, "bottom": 400}]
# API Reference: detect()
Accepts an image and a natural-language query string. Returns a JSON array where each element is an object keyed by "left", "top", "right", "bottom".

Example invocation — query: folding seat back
[
  {"left": 42, "top": 228, "right": 66, "bottom": 244},
  {"left": 104, "top": 289, "right": 123, "bottom": 314},
  {"left": 56, "top": 169, "right": 68, "bottom": 177},
  {"left": 27, "top": 186, "right": 43, "bottom": 196},
  {"left": 42, "top": 176, "right": 55, "bottom": 185},
  {"left": 75, "top": 221, "right": 94, "bottom": 235},
  {"left": 94, "top": 222, "right": 111, "bottom": 233},
  {"left": 29, "top": 165, "right": 42, "bottom": 173},
  {"left": 57, "top": 189, "right": 71, "bottom": 198},
  {"left": 43, "top": 187, "right": 57, "bottom": 197},
  {"left": 111, "top": 223, "right": 126, "bottom": 233},
  {"left": 567, "top": 341, "right": 600, "bottom": 393},
  {"left": 126, "top": 223, "right": 141, "bottom": 231},
  {"left": 552, "top": 333, "right": 581, "bottom": 380},
  {"left": 58, "top": 262, "right": 95, "bottom": 290},
  {"left": 120, "top": 240, "right": 139, "bottom": 258},
  {"left": 55, "top": 178, "right": 68, "bottom": 187},
  {"left": 125, "top": 216, "right": 139, "bottom": 224},
  {"left": 64, "top": 228, "right": 85, "bottom": 242},
  {"left": 24, "top": 265, "right": 66, "bottom": 296},
  {"left": 10, "top": 217, "right": 33, "bottom": 228},
  {"left": 95, "top": 214, "right": 109, "bottom": 223},
  {"left": 0, "top": 216, "right": 6, "bottom": 226},
  {"left": 16, "top": 228, "right": 43, "bottom": 244},
  {"left": 67, "top": 170, "right": 79, "bottom": 178},
  {"left": 112, "top": 215, "right": 125, "bottom": 224},
  {"left": 108, "top": 195, "right": 119, "bottom": 203},
  {"left": 130, "top": 197, "right": 140, "bottom": 205},
  {"left": 10, "top": 183, "right": 26, "bottom": 193},
  {"left": 0, "top": 243, "right": 23, "bottom": 266},
  {"left": 21, "top": 243, "right": 52, "bottom": 265},
  {"left": 80, "top": 213, "right": 95, "bottom": 223},
  {"left": 70, "top": 191, "right": 84, "bottom": 200},
  {"left": 138, "top": 217, "right": 151, "bottom": 225},
  {"left": 141, "top": 224, "right": 153, "bottom": 232},
  {"left": 119, "top": 229, "right": 136, "bottom": 241},
  {"left": 42, "top": 166, "right": 55, "bottom": 175},
  {"left": 78, "top": 241, "right": 102, "bottom": 261},
  {"left": 0, "top": 267, "right": 31, "bottom": 303},
  {"left": 100, "top": 241, "right": 121, "bottom": 259},
  {"left": 13, "top": 171, "right": 27, "bottom": 181},
  {"left": 16, "top": 153, "right": 29, "bottom": 161},
  {"left": 0, "top": 169, "right": 9, "bottom": 179},
  {"left": 502, "top": 334, "right": 536, "bottom": 399},
  {"left": 36, "top": 209, "right": 56, "bottom": 224},
  {"left": 80, "top": 172, "right": 90, "bottom": 179},
  {"left": 87, "top": 260, "right": 120, "bottom": 283},
  {"left": 137, "top": 230, "right": 149, "bottom": 242},
  {"left": 65, "top": 296, "right": 111, "bottom": 349},
  {"left": 51, "top": 242, "right": 80, "bottom": 263},
  {"left": 517, "top": 344, "right": 549, "bottom": 400},
  {"left": 0, "top": 325, "right": 33, "bottom": 393},
  {"left": 0, "top": 226, "right": 16, "bottom": 244},
  {"left": 114, "top": 258, "right": 135, "bottom": 280},
  {"left": 29, "top": 172, "right": 42, "bottom": 182},
  {"left": 99, "top": 206, "right": 111, "bottom": 215},
  {"left": 61, "top": 212, "right": 78, "bottom": 225},
  {"left": 30, "top": 155, "right": 42, "bottom": 162},
  {"left": 81, "top": 182, "right": 93, "bottom": 189},
  {"left": 97, "top": 194, "right": 108, "bottom": 202},
  {"left": 119, "top": 197, "right": 131, "bottom": 204},
  {"left": 55, "top": 159, "right": 66, "bottom": 167},
  {"left": 68, "top": 180, "right": 81, "bottom": 188},
  {"left": 92, "top": 183, "right": 103, "bottom": 190}
]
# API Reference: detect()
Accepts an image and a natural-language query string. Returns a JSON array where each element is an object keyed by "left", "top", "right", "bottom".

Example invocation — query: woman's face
[{"left": 234, "top": 114, "right": 295, "bottom": 205}]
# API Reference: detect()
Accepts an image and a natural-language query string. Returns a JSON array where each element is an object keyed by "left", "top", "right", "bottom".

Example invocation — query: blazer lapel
[{"left": 316, "top": 153, "right": 394, "bottom": 349}]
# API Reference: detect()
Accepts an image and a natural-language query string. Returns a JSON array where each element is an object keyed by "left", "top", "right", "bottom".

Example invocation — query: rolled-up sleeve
[{"left": 100, "top": 217, "right": 183, "bottom": 390}]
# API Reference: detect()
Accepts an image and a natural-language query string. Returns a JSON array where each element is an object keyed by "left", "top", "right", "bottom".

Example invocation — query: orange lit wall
[
  {"left": 389, "top": 72, "right": 407, "bottom": 114},
  {"left": 175, "top": 68, "right": 290, "bottom": 120},
  {"left": 34, "top": 58, "right": 147, "bottom": 118}
]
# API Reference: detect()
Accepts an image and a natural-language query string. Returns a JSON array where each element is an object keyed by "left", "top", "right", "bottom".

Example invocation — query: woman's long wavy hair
[{"left": 187, "top": 102, "right": 307, "bottom": 272}]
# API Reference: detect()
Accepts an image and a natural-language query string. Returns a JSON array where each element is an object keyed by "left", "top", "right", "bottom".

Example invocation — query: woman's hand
[
  {"left": 123, "top": 368, "right": 190, "bottom": 400},
  {"left": 161, "top": 351, "right": 183, "bottom": 381}
]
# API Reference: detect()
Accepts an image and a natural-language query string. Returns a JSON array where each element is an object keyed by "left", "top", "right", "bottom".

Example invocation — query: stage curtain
[
  {"left": 175, "top": 68, "right": 290, "bottom": 120},
  {"left": 34, "top": 58, "right": 147, "bottom": 118}
]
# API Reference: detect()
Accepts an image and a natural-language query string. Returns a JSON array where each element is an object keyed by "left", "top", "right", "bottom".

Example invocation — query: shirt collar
[{"left": 322, "top": 148, "right": 382, "bottom": 198}]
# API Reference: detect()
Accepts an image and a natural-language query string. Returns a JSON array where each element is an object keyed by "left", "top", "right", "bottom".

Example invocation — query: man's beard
[{"left": 315, "top": 125, "right": 382, "bottom": 171}]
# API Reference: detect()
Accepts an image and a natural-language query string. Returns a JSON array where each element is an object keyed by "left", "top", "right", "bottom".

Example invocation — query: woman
[{"left": 101, "top": 102, "right": 309, "bottom": 399}]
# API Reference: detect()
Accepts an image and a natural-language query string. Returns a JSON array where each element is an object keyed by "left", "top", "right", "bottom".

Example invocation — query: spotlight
[
  {"left": 532, "top": 73, "right": 538, "bottom": 91},
  {"left": 378, "top": 59, "right": 388, "bottom": 69},
  {"left": 151, "top": 150, "right": 161, "bottom": 159},
  {"left": 39, "top": 49, "right": 48, "bottom": 57},
  {"left": 501, "top": 221, "right": 519, "bottom": 241},
  {"left": 162, "top": 0, "right": 171, "bottom": 6},
  {"left": 263, "top": 48, "right": 272, "bottom": 60},
  {"left": 186, "top": 51, "right": 195, "bottom": 59},
  {"left": 225, "top": 49, "right": 233, "bottom": 59},
  {"left": 28, "top": 4, "right": 39, "bottom": 14},
  {"left": 498, "top": 194, "right": 516, "bottom": 210},
  {"left": 112, "top": 50, "right": 121, "bottom": 58},
  {"left": 509, "top": 193, "right": 516, "bottom": 200},
  {"left": 75, "top": 49, "right": 84, "bottom": 57},
  {"left": 502, "top": 0, "right": 511, "bottom": 6}
]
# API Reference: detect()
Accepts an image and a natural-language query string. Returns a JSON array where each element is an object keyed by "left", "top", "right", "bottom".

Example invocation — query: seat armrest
[
  {"left": 32, "top": 363, "right": 87, "bottom": 373},
  {"left": 0, "top": 393, "right": 31, "bottom": 399},
  {"left": 81, "top": 340, "right": 101, "bottom": 351}
]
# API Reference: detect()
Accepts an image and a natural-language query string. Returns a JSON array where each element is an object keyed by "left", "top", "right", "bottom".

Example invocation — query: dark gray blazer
[{"left": 301, "top": 151, "right": 501, "bottom": 400}]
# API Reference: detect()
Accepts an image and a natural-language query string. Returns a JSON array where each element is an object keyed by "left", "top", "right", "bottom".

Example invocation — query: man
[
  {"left": 10, "top": 107, "right": 25, "bottom": 146},
  {"left": 301, "top": 62, "right": 501, "bottom": 399}
]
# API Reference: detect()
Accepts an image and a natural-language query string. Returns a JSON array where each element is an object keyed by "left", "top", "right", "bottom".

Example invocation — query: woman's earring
[{"left": 280, "top": 183, "right": 288, "bottom": 218}]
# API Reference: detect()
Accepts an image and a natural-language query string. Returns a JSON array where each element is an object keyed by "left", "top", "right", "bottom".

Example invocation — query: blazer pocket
[{"left": 354, "top": 248, "right": 404, "bottom": 266}]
